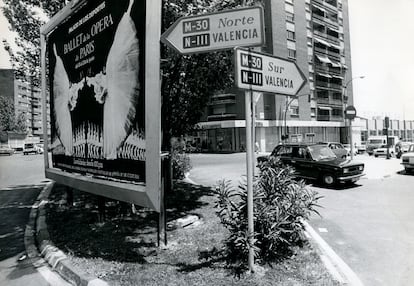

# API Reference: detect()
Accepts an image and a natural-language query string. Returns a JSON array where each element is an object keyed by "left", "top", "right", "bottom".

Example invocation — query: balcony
[
  {"left": 316, "top": 114, "right": 343, "bottom": 122},
  {"left": 314, "top": 65, "right": 343, "bottom": 76},
  {"left": 312, "top": 14, "right": 339, "bottom": 31},
  {"left": 209, "top": 93, "right": 236, "bottom": 105},
  {"left": 314, "top": 81, "right": 342, "bottom": 90},
  {"left": 207, "top": 113, "right": 237, "bottom": 121},
  {"left": 316, "top": 96, "right": 343, "bottom": 106},
  {"left": 317, "top": 114, "right": 330, "bottom": 121}
]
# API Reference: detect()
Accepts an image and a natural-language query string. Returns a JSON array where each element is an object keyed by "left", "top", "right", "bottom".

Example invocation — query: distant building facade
[
  {"left": 193, "top": 0, "right": 356, "bottom": 152},
  {"left": 0, "top": 68, "right": 50, "bottom": 140},
  {"left": 354, "top": 117, "right": 414, "bottom": 144}
]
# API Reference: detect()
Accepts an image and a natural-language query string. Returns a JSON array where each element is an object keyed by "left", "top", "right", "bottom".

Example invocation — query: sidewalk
[{"left": 356, "top": 154, "right": 403, "bottom": 179}]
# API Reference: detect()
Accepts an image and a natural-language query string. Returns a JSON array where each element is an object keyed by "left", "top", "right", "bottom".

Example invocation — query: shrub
[
  {"left": 214, "top": 157, "right": 321, "bottom": 268},
  {"left": 171, "top": 138, "right": 192, "bottom": 180}
]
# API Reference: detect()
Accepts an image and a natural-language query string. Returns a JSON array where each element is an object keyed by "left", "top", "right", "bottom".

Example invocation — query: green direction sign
[
  {"left": 234, "top": 48, "right": 307, "bottom": 96},
  {"left": 161, "top": 6, "right": 264, "bottom": 54}
]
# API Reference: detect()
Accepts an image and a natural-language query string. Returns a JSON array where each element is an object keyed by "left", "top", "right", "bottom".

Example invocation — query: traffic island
[{"left": 33, "top": 181, "right": 343, "bottom": 286}]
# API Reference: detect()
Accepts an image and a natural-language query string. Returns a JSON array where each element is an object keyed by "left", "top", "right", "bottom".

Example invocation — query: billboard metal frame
[{"left": 40, "top": 0, "right": 162, "bottom": 212}]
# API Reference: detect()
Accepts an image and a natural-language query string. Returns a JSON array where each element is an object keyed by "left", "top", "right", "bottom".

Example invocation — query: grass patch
[{"left": 45, "top": 183, "right": 340, "bottom": 286}]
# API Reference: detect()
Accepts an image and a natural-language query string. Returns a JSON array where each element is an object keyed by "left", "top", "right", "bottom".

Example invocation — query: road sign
[
  {"left": 234, "top": 48, "right": 307, "bottom": 96},
  {"left": 161, "top": 7, "right": 264, "bottom": 54},
  {"left": 345, "top": 105, "right": 357, "bottom": 120}
]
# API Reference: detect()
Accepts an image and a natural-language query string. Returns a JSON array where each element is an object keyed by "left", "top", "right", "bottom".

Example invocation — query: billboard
[{"left": 48, "top": 0, "right": 146, "bottom": 182}]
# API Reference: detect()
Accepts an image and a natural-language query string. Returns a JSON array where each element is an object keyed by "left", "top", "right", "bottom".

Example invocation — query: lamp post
[
  {"left": 283, "top": 93, "right": 308, "bottom": 143},
  {"left": 343, "top": 76, "right": 365, "bottom": 159}
]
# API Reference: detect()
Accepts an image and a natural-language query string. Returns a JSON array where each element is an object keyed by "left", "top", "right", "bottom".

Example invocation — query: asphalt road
[
  {"left": 189, "top": 152, "right": 414, "bottom": 286},
  {"left": 0, "top": 153, "right": 55, "bottom": 286}
]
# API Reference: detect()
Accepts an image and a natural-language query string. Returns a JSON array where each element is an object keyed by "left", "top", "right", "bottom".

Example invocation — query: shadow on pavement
[
  {"left": 46, "top": 182, "right": 213, "bottom": 263},
  {"left": 0, "top": 186, "right": 42, "bottom": 262},
  {"left": 310, "top": 181, "right": 364, "bottom": 191}
]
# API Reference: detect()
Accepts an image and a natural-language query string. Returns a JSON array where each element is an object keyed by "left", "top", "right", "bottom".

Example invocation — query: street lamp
[
  {"left": 283, "top": 93, "right": 308, "bottom": 143},
  {"left": 343, "top": 75, "right": 365, "bottom": 159}
]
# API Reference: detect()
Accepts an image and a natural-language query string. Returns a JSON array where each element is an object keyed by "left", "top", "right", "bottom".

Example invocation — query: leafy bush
[
  {"left": 171, "top": 138, "right": 192, "bottom": 180},
  {"left": 214, "top": 157, "right": 321, "bottom": 268}
]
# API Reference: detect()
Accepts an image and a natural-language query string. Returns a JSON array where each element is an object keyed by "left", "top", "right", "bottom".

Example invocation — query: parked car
[
  {"left": 319, "top": 142, "right": 348, "bottom": 159},
  {"left": 373, "top": 146, "right": 395, "bottom": 158},
  {"left": 401, "top": 144, "right": 414, "bottom": 173},
  {"left": 366, "top": 136, "right": 400, "bottom": 155},
  {"left": 36, "top": 143, "right": 44, "bottom": 154},
  {"left": 0, "top": 144, "right": 14, "bottom": 156},
  {"left": 257, "top": 143, "right": 365, "bottom": 187},
  {"left": 343, "top": 144, "right": 358, "bottom": 156},
  {"left": 396, "top": 142, "right": 413, "bottom": 158},
  {"left": 356, "top": 142, "right": 367, "bottom": 154},
  {"left": 23, "top": 143, "right": 40, "bottom": 155}
]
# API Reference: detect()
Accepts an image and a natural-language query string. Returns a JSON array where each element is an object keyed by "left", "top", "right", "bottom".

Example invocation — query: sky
[{"left": 0, "top": 0, "right": 413, "bottom": 119}]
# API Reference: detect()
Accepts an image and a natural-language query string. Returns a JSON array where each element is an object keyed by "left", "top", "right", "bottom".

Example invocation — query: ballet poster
[{"left": 48, "top": 0, "right": 146, "bottom": 182}]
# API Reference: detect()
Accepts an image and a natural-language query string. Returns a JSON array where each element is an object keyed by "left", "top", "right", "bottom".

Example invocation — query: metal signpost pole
[
  {"left": 349, "top": 118, "right": 354, "bottom": 160},
  {"left": 245, "top": 47, "right": 255, "bottom": 272},
  {"left": 245, "top": 89, "right": 254, "bottom": 272},
  {"left": 385, "top": 116, "right": 390, "bottom": 159}
]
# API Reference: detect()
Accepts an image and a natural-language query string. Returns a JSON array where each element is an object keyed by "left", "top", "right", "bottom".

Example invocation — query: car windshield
[
  {"left": 308, "top": 145, "right": 337, "bottom": 161},
  {"left": 25, "top": 144, "right": 34, "bottom": 148},
  {"left": 368, "top": 139, "right": 383, "bottom": 144}
]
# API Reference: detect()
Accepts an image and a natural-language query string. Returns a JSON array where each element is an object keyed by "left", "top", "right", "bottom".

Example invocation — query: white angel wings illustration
[
  {"left": 103, "top": 0, "right": 140, "bottom": 159},
  {"left": 52, "top": 0, "right": 140, "bottom": 160},
  {"left": 52, "top": 44, "right": 74, "bottom": 156}
]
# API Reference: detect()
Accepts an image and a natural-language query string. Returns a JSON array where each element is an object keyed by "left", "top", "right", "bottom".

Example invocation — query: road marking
[{"left": 318, "top": 227, "right": 328, "bottom": 233}]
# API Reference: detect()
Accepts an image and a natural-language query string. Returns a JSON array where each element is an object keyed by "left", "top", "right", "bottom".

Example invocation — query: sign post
[
  {"left": 345, "top": 105, "right": 357, "bottom": 160},
  {"left": 235, "top": 47, "right": 306, "bottom": 272},
  {"left": 161, "top": 7, "right": 264, "bottom": 54},
  {"left": 245, "top": 88, "right": 254, "bottom": 271},
  {"left": 384, "top": 116, "right": 390, "bottom": 159}
]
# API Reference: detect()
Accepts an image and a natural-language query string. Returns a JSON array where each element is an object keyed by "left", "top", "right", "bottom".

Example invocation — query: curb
[
  {"left": 302, "top": 220, "right": 364, "bottom": 286},
  {"left": 26, "top": 181, "right": 109, "bottom": 286}
]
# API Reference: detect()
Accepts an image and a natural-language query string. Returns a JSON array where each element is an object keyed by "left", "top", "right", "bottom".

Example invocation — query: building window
[
  {"left": 286, "top": 11, "right": 294, "bottom": 22},
  {"left": 290, "top": 106, "right": 299, "bottom": 117},
  {"left": 287, "top": 30, "right": 295, "bottom": 40},
  {"left": 288, "top": 49, "right": 296, "bottom": 59},
  {"left": 311, "top": 108, "right": 316, "bottom": 117}
]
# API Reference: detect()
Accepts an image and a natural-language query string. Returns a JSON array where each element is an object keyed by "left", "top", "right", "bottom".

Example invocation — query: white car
[
  {"left": 343, "top": 144, "right": 358, "bottom": 156},
  {"left": 373, "top": 146, "right": 395, "bottom": 158},
  {"left": 401, "top": 144, "right": 414, "bottom": 173}
]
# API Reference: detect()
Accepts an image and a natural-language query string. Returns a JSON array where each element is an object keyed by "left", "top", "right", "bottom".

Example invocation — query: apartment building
[
  {"left": 0, "top": 69, "right": 50, "bottom": 139},
  {"left": 194, "top": 0, "right": 355, "bottom": 152}
]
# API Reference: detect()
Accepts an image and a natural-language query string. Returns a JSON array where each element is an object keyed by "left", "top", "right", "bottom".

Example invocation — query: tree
[
  {"left": 0, "top": 96, "right": 16, "bottom": 131},
  {"left": 15, "top": 112, "right": 27, "bottom": 133},
  {"left": 2, "top": 0, "right": 65, "bottom": 87}
]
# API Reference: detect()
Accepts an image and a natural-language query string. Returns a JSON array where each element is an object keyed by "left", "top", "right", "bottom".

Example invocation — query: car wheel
[
  {"left": 374, "top": 155, "right": 378, "bottom": 157},
  {"left": 322, "top": 174, "right": 336, "bottom": 186}
]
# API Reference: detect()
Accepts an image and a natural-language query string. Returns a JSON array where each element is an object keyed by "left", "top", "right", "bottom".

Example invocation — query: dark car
[{"left": 258, "top": 143, "right": 365, "bottom": 186}]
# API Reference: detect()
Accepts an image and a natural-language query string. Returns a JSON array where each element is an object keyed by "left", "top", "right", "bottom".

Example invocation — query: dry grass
[{"left": 45, "top": 183, "right": 340, "bottom": 286}]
